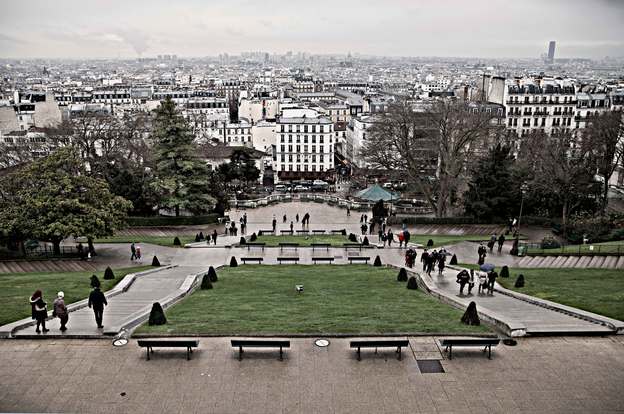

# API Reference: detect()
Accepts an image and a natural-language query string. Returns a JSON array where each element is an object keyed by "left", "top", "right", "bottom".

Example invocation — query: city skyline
[{"left": 1, "top": 0, "right": 623, "bottom": 59}]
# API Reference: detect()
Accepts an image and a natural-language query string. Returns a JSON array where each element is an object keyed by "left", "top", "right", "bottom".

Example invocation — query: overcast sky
[{"left": 1, "top": 0, "right": 623, "bottom": 59}]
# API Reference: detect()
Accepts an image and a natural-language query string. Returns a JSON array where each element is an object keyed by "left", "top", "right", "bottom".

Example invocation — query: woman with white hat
[{"left": 53, "top": 291, "right": 68, "bottom": 332}]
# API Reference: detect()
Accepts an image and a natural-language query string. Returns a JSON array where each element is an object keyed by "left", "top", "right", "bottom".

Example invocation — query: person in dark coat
[
  {"left": 438, "top": 254, "right": 446, "bottom": 275},
  {"left": 211, "top": 230, "right": 218, "bottom": 245},
  {"left": 29, "top": 290, "right": 49, "bottom": 333},
  {"left": 487, "top": 271, "right": 498, "bottom": 295},
  {"left": 456, "top": 270, "right": 470, "bottom": 295},
  {"left": 130, "top": 242, "right": 137, "bottom": 261},
  {"left": 387, "top": 229, "right": 393, "bottom": 247},
  {"left": 272, "top": 217, "right": 277, "bottom": 232},
  {"left": 497, "top": 234, "right": 506, "bottom": 253},
  {"left": 403, "top": 230, "right": 411, "bottom": 246},
  {"left": 421, "top": 250, "right": 429, "bottom": 271},
  {"left": 53, "top": 291, "right": 69, "bottom": 332},
  {"left": 88, "top": 287, "right": 108, "bottom": 329}
]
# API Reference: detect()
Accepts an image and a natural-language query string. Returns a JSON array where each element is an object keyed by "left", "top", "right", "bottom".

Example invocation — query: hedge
[
  {"left": 387, "top": 215, "right": 556, "bottom": 226},
  {"left": 126, "top": 214, "right": 220, "bottom": 227}
]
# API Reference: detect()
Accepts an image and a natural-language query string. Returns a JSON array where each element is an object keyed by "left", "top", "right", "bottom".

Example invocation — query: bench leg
[
  {"left": 488, "top": 345, "right": 492, "bottom": 359},
  {"left": 146, "top": 347, "right": 150, "bottom": 361},
  {"left": 279, "top": 346, "right": 283, "bottom": 361},
  {"left": 357, "top": 347, "right": 361, "bottom": 361},
  {"left": 239, "top": 346, "right": 243, "bottom": 361},
  {"left": 449, "top": 345, "right": 452, "bottom": 360},
  {"left": 397, "top": 346, "right": 402, "bottom": 361},
  {"left": 187, "top": 347, "right": 190, "bottom": 361}
]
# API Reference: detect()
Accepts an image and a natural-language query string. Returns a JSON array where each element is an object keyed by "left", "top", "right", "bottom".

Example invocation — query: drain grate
[{"left": 417, "top": 359, "right": 445, "bottom": 374}]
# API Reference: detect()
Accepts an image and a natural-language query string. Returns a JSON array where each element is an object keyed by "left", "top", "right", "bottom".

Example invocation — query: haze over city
[{"left": 1, "top": 0, "right": 624, "bottom": 59}]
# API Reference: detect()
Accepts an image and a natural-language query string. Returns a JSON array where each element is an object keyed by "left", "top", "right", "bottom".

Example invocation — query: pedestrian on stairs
[{"left": 88, "top": 286, "right": 107, "bottom": 329}]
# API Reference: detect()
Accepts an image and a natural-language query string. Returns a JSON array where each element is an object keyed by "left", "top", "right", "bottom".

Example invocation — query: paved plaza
[{"left": 1, "top": 336, "right": 623, "bottom": 413}]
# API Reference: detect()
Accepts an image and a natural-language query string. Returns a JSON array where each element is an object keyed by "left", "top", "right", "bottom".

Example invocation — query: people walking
[
  {"left": 361, "top": 223, "right": 368, "bottom": 236},
  {"left": 438, "top": 254, "right": 446, "bottom": 275},
  {"left": 468, "top": 269, "right": 475, "bottom": 295},
  {"left": 296, "top": 213, "right": 299, "bottom": 223},
  {"left": 403, "top": 229, "right": 411, "bottom": 247},
  {"left": 130, "top": 242, "right": 137, "bottom": 261},
  {"left": 477, "top": 243, "right": 487, "bottom": 265},
  {"left": 88, "top": 286, "right": 108, "bottom": 329},
  {"left": 283, "top": 214, "right": 287, "bottom": 223},
  {"left": 290, "top": 221, "right": 294, "bottom": 232},
  {"left": 497, "top": 234, "right": 506, "bottom": 253},
  {"left": 135, "top": 244, "right": 141, "bottom": 261},
  {"left": 421, "top": 250, "right": 429, "bottom": 271},
  {"left": 457, "top": 270, "right": 470, "bottom": 295},
  {"left": 487, "top": 271, "right": 498, "bottom": 295},
  {"left": 30, "top": 290, "right": 49, "bottom": 334},
  {"left": 346, "top": 206, "right": 350, "bottom": 217},
  {"left": 272, "top": 217, "right": 277, "bottom": 233},
  {"left": 387, "top": 229, "right": 393, "bottom": 247},
  {"left": 478, "top": 271, "right": 488, "bottom": 294},
  {"left": 53, "top": 291, "right": 68, "bottom": 332},
  {"left": 212, "top": 230, "right": 218, "bottom": 245}
]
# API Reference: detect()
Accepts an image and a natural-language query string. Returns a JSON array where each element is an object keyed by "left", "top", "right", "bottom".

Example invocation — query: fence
[
  {"left": 521, "top": 242, "right": 623, "bottom": 256},
  {"left": 229, "top": 193, "right": 432, "bottom": 215},
  {"left": 0, "top": 245, "right": 81, "bottom": 260}
]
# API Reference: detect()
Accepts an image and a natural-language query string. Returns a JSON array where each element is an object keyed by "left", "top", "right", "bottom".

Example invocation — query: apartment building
[{"left": 274, "top": 116, "right": 334, "bottom": 180}]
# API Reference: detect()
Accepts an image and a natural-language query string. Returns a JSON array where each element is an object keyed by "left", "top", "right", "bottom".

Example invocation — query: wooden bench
[
  {"left": 258, "top": 229, "right": 274, "bottom": 235},
  {"left": 241, "top": 257, "right": 263, "bottom": 264},
  {"left": 280, "top": 230, "right": 294, "bottom": 235},
  {"left": 312, "top": 257, "right": 334, "bottom": 264},
  {"left": 277, "top": 256, "right": 300, "bottom": 264},
  {"left": 296, "top": 230, "right": 310, "bottom": 235},
  {"left": 279, "top": 242, "right": 299, "bottom": 252},
  {"left": 331, "top": 229, "right": 346, "bottom": 234},
  {"left": 231, "top": 339, "right": 291, "bottom": 361},
  {"left": 137, "top": 339, "right": 199, "bottom": 361},
  {"left": 311, "top": 243, "right": 330, "bottom": 251},
  {"left": 311, "top": 230, "right": 326, "bottom": 234},
  {"left": 440, "top": 338, "right": 500, "bottom": 359},
  {"left": 348, "top": 256, "right": 370, "bottom": 264},
  {"left": 343, "top": 243, "right": 364, "bottom": 251},
  {"left": 350, "top": 339, "right": 409, "bottom": 361},
  {"left": 245, "top": 242, "right": 266, "bottom": 251}
]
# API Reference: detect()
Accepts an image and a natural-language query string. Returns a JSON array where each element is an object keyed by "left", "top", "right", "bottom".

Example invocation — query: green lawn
[
  {"left": 0, "top": 266, "right": 152, "bottom": 326},
  {"left": 253, "top": 234, "right": 349, "bottom": 246},
  {"left": 526, "top": 240, "right": 624, "bottom": 256},
  {"left": 137, "top": 265, "right": 490, "bottom": 335},
  {"left": 409, "top": 234, "right": 494, "bottom": 248},
  {"left": 459, "top": 264, "right": 624, "bottom": 322},
  {"left": 94, "top": 235, "right": 196, "bottom": 247}
]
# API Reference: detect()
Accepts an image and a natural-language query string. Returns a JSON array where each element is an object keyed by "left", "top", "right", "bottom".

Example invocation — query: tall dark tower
[{"left": 547, "top": 41, "right": 556, "bottom": 64}]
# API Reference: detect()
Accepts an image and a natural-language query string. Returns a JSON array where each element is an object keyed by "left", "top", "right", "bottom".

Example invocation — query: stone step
[
  {"left": 561, "top": 256, "right": 579, "bottom": 268},
  {"left": 616, "top": 256, "right": 624, "bottom": 269},
  {"left": 602, "top": 256, "right": 617, "bottom": 269},
  {"left": 587, "top": 256, "right": 605, "bottom": 268},
  {"left": 539, "top": 256, "right": 556, "bottom": 267},
  {"left": 575, "top": 256, "right": 592, "bottom": 268},
  {"left": 518, "top": 256, "right": 534, "bottom": 267},
  {"left": 551, "top": 256, "right": 567, "bottom": 268}
]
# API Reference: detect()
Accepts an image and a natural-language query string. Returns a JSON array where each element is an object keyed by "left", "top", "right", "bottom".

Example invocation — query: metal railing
[{"left": 0, "top": 245, "right": 81, "bottom": 260}]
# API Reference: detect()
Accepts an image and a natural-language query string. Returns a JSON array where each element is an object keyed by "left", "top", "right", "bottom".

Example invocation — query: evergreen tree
[
  {"left": 463, "top": 143, "right": 520, "bottom": 222},
  {"left": 152, "top": 97, "right": 215, "bottom": 216}
]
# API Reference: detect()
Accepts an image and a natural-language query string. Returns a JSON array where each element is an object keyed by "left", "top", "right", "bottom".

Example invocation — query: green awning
[{"left": 355, "top": 184, "right": 398, "bottom": 201}]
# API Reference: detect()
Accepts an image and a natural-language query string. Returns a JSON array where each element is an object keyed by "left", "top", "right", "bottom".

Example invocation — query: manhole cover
[
  {"left": 315, "top": 339, "right": 330, "bottom": 347},
  {"left": 417, "top": 360, "right": 445, "bottom": 374}
]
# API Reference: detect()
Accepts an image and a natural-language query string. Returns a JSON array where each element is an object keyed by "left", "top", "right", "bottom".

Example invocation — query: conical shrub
[
  {"left": 449, "top": 254, "right": 458, "bottom": 265},
  {"left": 208, "top": 266, "right": 218, "bottom": 282},
  {"left": 362, "top": 236, "right": 369, "bottom": 246},
  {"left": 194, "top": 234, "right": 201, "bottom": 242},
  {"left": 103, "top": 266, "right": 115, "bottom": 280},
  {"left": 200, "top": 274, "right": 213, "bottom": 290},
  {"left": 427, "top": 239, "right": 434, "bottom": 247},
  {"left": 199, "top": 231, "right": 204, "bottom": 240},
  {"left": 373, "top": 255, "right": 382, "bottom": 267},
  {"left": 173, "top": 236, "right": 181, "bottom": 246},
  {"left": 230, "top": 256, "right": 238, "bottom": 267},
  {"left": 397, "top": 268, "right": 408, "bottom": 282},
  {"left": 90, "top": 274, "right": 101, "bottom": 288},
  {"left": 151, "top": 256, "right": 161, "bottom": 267},
  {"left": 148, "top": 302, "right": 167, "bottom": 326},
  {"left": 341, "top": 229, "right": 347, "bottom": 236},
  {"left": 348, "top": 233, "right": 357, "bottom": 242},
  {"left": 239, "top": 236, "right": 246, "bottom": 245},
  {"left": 250, "top": 233, "right": 257, "bottom": 242},
  {"left": 500, "top": 265, "right": 510, "bottom": 278},
  {"left": 407, "top": 276, "right": 418, "bottom": 290},
  {"left": 514, "top": 274, "right": 525, "bottom": 288}
]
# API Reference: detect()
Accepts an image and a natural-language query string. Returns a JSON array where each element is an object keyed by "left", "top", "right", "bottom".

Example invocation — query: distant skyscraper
[{"left": 547, "top": 41, "right": 556, "bottom": 63}]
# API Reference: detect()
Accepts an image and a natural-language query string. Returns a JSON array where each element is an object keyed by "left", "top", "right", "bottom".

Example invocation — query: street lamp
[{"left": 513, "top": 183, "right": 529, "bottom": 255}]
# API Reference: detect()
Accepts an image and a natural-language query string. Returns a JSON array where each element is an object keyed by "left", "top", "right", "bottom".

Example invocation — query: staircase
[
  {"left": 0, "top": 260, "right": 99, "bottom": 274},
  {"left": 517, "top": 255, "right": 624, "bottom": 269}
]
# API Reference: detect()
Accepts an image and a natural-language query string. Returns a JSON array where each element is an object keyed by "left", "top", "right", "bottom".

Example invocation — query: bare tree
[
  {"left": 361, "top": 99, "right": 501, "bottom": 217},
  {"left": 583, "top": 109, "right": 624, "bottom": 214}
]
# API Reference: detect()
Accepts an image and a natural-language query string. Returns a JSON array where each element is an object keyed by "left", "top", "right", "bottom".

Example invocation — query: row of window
[
  {"left": 279, "top": 124, "right": 329, "bottom": 133},
  {"left": 279, "top": 134, "right": 331, "bottom": 144},
  {"left": 509, "top": 117, "right": 574, "bottom": 127},
  {"left": 508, "top": 95, "right": 575, "bottom": 104},
  {"left": 279, "top": 144, "right": 332, "bottom": 153},
  {"left": 280, "top": 164, "right": 325, "bottom": 172},
  {"left": 280, "top": 154, "right": 327, "bottom": 163}
]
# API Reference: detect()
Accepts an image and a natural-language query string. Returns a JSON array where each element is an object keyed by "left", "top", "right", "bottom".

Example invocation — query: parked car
[{"left": 275, "top": 184, "right": 287, "bottom": 192}]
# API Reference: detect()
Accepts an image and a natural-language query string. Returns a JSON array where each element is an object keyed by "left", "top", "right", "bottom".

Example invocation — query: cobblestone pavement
[{"left": 1, "top": 336, "right": 623, "bottom": 413}]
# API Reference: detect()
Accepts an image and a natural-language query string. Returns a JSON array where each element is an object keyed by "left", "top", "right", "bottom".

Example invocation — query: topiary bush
[
  {"left": 500, "top": 265, "right": 509, "bottom": 278},
  {"left": 397, "top": 268, "right": 408, "bottom": 282},
  {"left": 199, "top": 231, "right": 204, "bottom": 240},
  {"left": 362, "top": 236, "right": 369, "bottom": 246},
  {"left": 194, "top": 234, "right": 201, "bottom": 243},
  {"left": 407, "top": 276, "right": 418, "bottom": 290},
  {"left": 208, "top": 266, "right": 218, "bottom": 282},
  {"left": 373, "top": 255, "right": 382, "bottom": 267},
  {"left": 103, "top": 266, "right": 115, "bottom": 280},
  {"left": 230, "top": 256, "right": 238, "bottom": 267},
  {"left": 449, "top": 254, "right": 458, "bottom": 265},
  {"left": 258, "top": 230, "right": 263, "bottom": 236},
  {"left": 239, "top": 236, "right": 246, "bottom": 245},
  {"left": 148, "top": 302, "right": 167, "bottom": 325},
  {"left": 427, "top": 239, "right": 434, "bottom": 247},
  {"left": 348, "top": 233, "right": 357, "bottom": 242},
  {"left": 250, "top": 233, "right": 257, "bottom": 242},
  {"left": 151, "top": 256, "right": 161, "bottom": 267},
  {"left": 90, "top": 274, "right": 101, "bottom": 288},
  {"left": 341, "top": 229, "right": 347, "bottom": 236},
  {"left": 200, "top": 274, "right": 213, "bottom": 290},
  {"left": 514, "top": 274, "right": 525, "bottom": 288},
  {"left": 173, "top": 236, "right": 181, "bottom": 246}
]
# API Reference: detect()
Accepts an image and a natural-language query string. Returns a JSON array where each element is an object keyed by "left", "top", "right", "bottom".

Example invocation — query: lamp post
[{"left": 514, "top": 183, "right": 529, "bottom": 255}]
